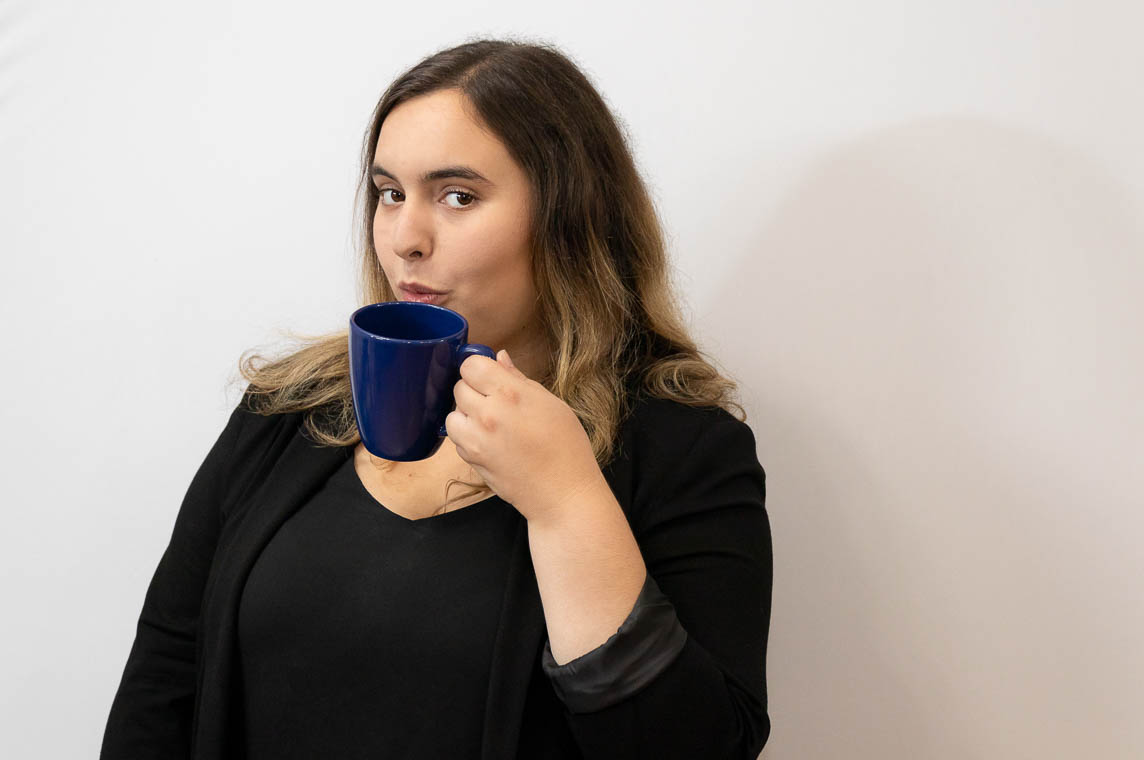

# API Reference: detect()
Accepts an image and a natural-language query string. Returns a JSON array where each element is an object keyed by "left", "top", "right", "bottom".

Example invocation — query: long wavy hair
[{"left": 233, "top": 36, "right": 745, "bottom": 510}]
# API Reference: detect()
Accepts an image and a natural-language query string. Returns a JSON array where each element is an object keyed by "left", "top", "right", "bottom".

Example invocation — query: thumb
[{"left": 498, "top": 349, "right": 525, "bottom": 376}]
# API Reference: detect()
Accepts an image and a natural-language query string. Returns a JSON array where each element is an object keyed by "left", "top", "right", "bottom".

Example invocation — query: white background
[{"left": 2, "top": 1, "right": 1141, "bottom": 757}]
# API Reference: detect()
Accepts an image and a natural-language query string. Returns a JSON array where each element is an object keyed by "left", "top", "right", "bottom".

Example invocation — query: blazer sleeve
[
  {"left": 541, "top": 407, "right": 772, "bottom": 759},
  {"left": 99, "top": 400, "right": 250, "bottom": 760}
]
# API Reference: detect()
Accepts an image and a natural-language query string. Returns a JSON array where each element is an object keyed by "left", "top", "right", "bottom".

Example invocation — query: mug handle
[{"left": 438, "top": 343, "right": 497, "bottom": 437}]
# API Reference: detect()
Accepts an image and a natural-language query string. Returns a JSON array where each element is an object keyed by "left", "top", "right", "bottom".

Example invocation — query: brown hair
[{"left": 234, "top": 35, "right": 744, "bottom": 509}]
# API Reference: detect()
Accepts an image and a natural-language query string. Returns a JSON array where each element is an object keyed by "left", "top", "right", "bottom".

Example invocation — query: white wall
[{"left": 2, "top": 1, "right": 1140, "bottom": 757}]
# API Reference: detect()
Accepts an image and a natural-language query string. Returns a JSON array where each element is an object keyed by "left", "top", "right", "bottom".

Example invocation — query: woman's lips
[{"left": 399, "top": 288, "right": 448, "bottom": 305}]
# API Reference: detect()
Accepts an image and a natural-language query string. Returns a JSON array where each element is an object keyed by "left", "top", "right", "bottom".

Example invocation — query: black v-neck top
[
  {"left": 102, "top": 392, "right": 773, "bottom": 759},
  {"left": 236, "top": 454, "right": 519, "bottom": 760}
]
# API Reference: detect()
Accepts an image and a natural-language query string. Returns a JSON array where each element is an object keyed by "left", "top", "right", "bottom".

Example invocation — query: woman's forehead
[{"left": 374, "top": 91, "right": 520, "bottom": 185}]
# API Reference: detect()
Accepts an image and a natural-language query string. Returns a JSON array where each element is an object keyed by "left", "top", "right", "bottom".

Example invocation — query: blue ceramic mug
[{"left": 349, "top": 301, "right": 495, "bottom": 461}]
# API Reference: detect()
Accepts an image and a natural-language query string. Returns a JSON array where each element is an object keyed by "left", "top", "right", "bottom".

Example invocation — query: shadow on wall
[{"left": 703, "top": 116, "right": 1144, "bottom": 760}]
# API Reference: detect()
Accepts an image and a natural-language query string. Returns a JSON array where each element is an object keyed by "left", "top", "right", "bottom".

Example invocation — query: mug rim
[{"left": 349, "top": 300, "right": 469, "bottom": 344}]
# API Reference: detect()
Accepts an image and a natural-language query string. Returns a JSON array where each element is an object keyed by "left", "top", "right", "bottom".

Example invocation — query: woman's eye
[
  {"left": 444, "top": 190, "right": 476, "bottom": 209},
  {"left": 376, "top": 188, "right": 476, "bottom": 209}
]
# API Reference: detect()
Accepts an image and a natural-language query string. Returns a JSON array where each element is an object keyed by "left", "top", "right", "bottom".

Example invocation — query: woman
[{"left": 101, "top": 38, "right": 772, "bottom": 759}]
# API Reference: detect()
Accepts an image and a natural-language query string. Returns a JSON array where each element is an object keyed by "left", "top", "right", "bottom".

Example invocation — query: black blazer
[{"left": 100, "top": 390, "right": 772, "bottom": 759}]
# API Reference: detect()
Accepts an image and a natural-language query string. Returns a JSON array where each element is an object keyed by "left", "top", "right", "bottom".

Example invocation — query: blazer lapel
[
  {"left": 193, "top": 425, "right": 350, "bottom": 759},
  {"left": 481, "top": 516, "right": 546, "bottom": 760}
]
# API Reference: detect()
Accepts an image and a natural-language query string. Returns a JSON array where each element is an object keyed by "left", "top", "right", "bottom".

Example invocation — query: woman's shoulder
[
  {"left": 613, "top": 390, "right": 765, "bottom": 531},
  {"left": 226, "top": 389, "right": 298, "bottom": 433},
  {"left": 622, "top": 390, "right": 754, "bottom": 453},
  {"left": 616, "top": 390, "right": 761, "bottom": 484},
  {"left": 219, "top": 389, "right": 312, "bottom": 462},
  {"left": 202, "top": 390, "right": 324, "bottom": 515}
]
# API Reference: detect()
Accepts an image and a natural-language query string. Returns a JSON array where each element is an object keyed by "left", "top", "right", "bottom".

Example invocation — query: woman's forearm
[{"left": 523, "top": 474, "right": 648, "bottom": 665}]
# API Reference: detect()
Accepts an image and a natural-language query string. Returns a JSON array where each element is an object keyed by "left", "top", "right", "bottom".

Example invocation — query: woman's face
[{"left": 371, "top": 88, "right": 546, "bottom": 370}]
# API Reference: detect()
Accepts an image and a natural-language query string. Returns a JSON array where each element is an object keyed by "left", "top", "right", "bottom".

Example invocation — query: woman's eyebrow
[{"left": 370, "top": 163, "right": 492, "bottom": 186}]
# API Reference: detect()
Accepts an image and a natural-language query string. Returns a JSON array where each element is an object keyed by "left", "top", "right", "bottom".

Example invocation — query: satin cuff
[{"left": 540, "top": 572, "right": 688, "bottom": 714}]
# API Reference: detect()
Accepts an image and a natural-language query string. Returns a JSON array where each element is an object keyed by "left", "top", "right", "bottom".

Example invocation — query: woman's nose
[{"left": 390, "top": 200, "right": 433, "bottom": 262}]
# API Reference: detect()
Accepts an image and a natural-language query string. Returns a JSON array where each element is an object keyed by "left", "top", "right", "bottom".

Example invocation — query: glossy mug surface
[{"left": 349, "top": 301, "right": 495, "bottom": 461}]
